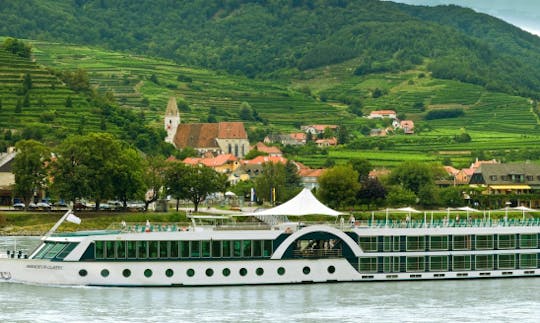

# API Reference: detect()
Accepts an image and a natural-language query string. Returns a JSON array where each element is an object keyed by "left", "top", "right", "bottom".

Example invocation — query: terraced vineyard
[
  {"left": 31, "top": 42, "right": 343, "bottom": 131},
  {"left": 2, "top": 40, "right": 539, "bottom": 168},
  {"left": 0, "top": 48, "right": 119, "bottom": 141}
]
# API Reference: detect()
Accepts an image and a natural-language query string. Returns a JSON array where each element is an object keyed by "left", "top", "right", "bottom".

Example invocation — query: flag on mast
[{"left": 66, "top": 213, "right": 81, "bottom": 225}]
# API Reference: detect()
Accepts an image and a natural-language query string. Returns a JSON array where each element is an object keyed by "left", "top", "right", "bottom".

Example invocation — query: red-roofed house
[
  {"left": 298, "top": 168, "right": 325, "bottom": 190},
  {"left": 183, "top": 154, "right": 239, "bottom": 174},
  {"left": 315, "top": 137, "right": 337, "bottom": 147},
  {"left": 301, "top": 125, "right": 338, "bottom": 135},
  {"left": 368, "top": 110, "right": 397, "bottom": 119},
  {"left": 400, "top": 120, "right": 415, "bottom": 134},
  {"left": 251, "top": 142, "right": 283, "bottom": 157}
]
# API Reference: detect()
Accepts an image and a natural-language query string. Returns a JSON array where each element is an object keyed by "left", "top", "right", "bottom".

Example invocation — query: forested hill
[{"left": 2, "top": 0, "right": 540, "bottom": 98}]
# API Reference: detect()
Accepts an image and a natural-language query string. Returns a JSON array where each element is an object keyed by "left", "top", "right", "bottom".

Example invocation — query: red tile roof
[
  {"left": 183, "top": 154, "right": 237, "bottom": 167},
  {"left": 253, "top": 142, "right": 282, "bottom": 155},
  {"left": 243, "top": 156, "right": 288, "bottom": 165},
  {"left": 174, "top": 122, "right": 247, "bottom": 149}
]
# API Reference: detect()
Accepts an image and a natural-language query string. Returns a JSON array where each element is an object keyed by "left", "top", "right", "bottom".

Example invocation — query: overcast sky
[{"left": 387, "top": 0, "right": 540, "bottom": 36}]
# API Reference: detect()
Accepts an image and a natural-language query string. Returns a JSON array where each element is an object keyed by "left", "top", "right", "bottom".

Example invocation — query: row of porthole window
[{"left": 79, "top": 265, "right": 337, "bottom": 279}]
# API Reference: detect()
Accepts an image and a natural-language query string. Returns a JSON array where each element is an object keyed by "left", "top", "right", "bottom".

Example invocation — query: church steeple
[{"left": 164, "top": 97, "right": 180, "bottom": 144}]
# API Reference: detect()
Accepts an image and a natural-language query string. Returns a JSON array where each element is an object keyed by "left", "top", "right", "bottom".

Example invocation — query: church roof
[{"left": 174, "top": 122, "right": 247, "bottom": 149}]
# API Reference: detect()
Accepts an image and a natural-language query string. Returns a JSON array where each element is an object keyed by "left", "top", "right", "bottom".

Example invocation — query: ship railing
[
  {"left": 292, "top": 248, "right": 342, "bottom": 258},
  {"left": 347, "top": 217, "right": 540, "bottom": 229},
  {"left": 112, "top": 221, "right": 273, "bottom": 232}
]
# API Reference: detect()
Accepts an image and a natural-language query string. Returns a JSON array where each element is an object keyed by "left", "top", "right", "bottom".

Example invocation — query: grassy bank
[{"left": 0, "top": 211, "right": 190, "bottom": 236}]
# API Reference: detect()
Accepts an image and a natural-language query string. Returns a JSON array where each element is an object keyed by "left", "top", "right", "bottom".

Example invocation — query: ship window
[
  {"left": 359, "top": 236, "right": 378, "bottom": 252},
  {"left": 206, "top": 268, "right": 214, "bottom": 277},
  {"left": 43, "top": 243, "right": 68, "bottom": 259},
  {"left": 303, "top": 266, "right": 311, "bottom": 275},
  {"left": 242, "top": 240, "right": 252, "bottom": 257},
  {"left": 233, "top": 240, "right": 242, "bottom": 257},
  {"left": 406, "top": 236, "right": 425, "bottom": 251},
  {"left": 105, "top": 241, "right": 115, "bottom": 259},
  {"left": 127, "top": 241, "right": 136, "bottom": 259},
  {"left": 475, "top": 255, "right": 494, "bottom": 270},
  {"left": 165, "top": 269, "right": 174, "bottom": 277},
  {"left": 383, "top": 256, "right": 400, "bottom": 273},
  {"left": 116, "top": 241, "right": 126, "bottom": 259},
  {"left": 101, "top": 269, "right": 109, "bottom": 277},
  {"left": 406, "top": 256, "right": 425, "bottom": 272},
  {"left": 123, "top": 269, "right": 131, "bottom": 278},
  {"left": 519, "top": 234, "right": 537, "bottom": 248},
  {"left": 137, "top": 241, "right": 148, "bottom": 259},
  {"left": 256, "top": 268, "right": 264, "bottom": 276},
  {"left": 393, "top": 236, "right": 400, "bottom": 251},
  {"left": 475, "top": 235, "right": 494, "bottom": 249},
  {"left": 253, "top": 240, "right": 262, "bottom": 257},
  {"left": 34, "top": 242, "right": 56, "bottom": 259},
  {"left": 277, "top": 267, "right": 286, "bottom": 276},
  {"left": 201, "top": 240, "right": 211, "bottom": 258},
  {"left": 79, "top": 269, "right": 87, "bottom": 277},
  {"left": 359, "top": 257, "right": 378, "bottom": 273},
  {"left": 498, "top": 254, "right": 516, "bottom": 269},
  {"left": 222, "top": 240, "right": 231, "bottom": 257},
  {"left": 263, "top": 240, "right": 272, "bottom": 257},
  {"left": 383, "top": 236, "right": 392, "bottom": 251},
  {"left": 170, "top": 241, "right": 179, "bottom": 258},
  {"left": 239, "top": 268, "right": 247, "bottom": 276},
  {"left": 56, "top": 242, "right": 79, "bottom": 260},
  {"left": 498, "top": 234, "right": 516, "bottom": 249},
  {"left": 327, "top": 266, "right": 336, "bottom": 274},
  {"left": 180, "top": 241, "right": 189, "bottom": 258},
  {"left": 222, "top": 268, "right": 231, "bottom": 277},
  {"left": 159, "top": 241, "right": 168, "bottom": 258},
  {"left": 429, "top": 236, "right": 448, "bottom": 250},
  {"left": 452, "top": 235, "right": 471, "bottom": 250},
  {"left": 190, "top": 241, "right": 200, "bottom": 257},
  {"left": 452, "top": 255, "right": 471, "bottom": 271},
  {"left": 186, "top": 269, "right": 195, "bottom": 277},
  {"left": 212, "top": 241, "right": 221, "bottom": 257},
  {"left": 519, "top": 254, "right": 537, "bottom": 268},
  {"left": 95, "top": 241, "right": 105, "bottom": 259},
  {"left": 429, "top": 256, "right": 448, "bottom": 271},
  {"left": 149, "top": 241, "right": 158, "bottom": 259}
]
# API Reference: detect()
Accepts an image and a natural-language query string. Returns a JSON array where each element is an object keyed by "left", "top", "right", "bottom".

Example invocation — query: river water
[{"left": 0, "top": 237, "right": 538, "bottom": 322}]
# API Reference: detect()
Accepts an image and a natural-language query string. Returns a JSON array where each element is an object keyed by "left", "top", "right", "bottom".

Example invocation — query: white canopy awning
[{"left": 244, "top": 188, "right": 344, "bottom": 217}]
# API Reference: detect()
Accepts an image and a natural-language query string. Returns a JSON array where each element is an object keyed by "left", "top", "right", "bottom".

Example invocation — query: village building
[
  {"left": 315, "top": 137, "right": 337, "bottom": 147},
  {"left": 0, "top": 148, "right": 16, "bottom": 206},
  {"left": 165, "top": 97, "right": 249, "bottom": 158},
  {"left": 469, "top": 162, "right": 540, "bottom": 207},
  {"left": 368, "top": 110, "right": 397, "bottom": 119},
  {"left": 240, "top": 156, "right": 288, "bottom": 179},
  {"left": 301, "top": 124, "right": 338, "bottom": 135},
  {"left": 182, "top": 154, "right": 240, "bottom": 174},
  {"left": 295, "top": 162, "right": 325, "bottom": 189},
  {"left": 399, "top": 120, "right": 415, "bottom": 134},
  {"left": 251, "top": 142, "right": 282, "bottom": 157}
]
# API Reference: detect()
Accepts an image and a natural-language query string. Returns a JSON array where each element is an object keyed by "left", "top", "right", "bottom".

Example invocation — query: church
[{"left": 164, "top": 97, "right": 250, "bottom": 158}]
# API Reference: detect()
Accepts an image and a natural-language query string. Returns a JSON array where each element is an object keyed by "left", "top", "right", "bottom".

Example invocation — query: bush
[{"left": 425, "top": 108, "right": 464, "bottom": 120}]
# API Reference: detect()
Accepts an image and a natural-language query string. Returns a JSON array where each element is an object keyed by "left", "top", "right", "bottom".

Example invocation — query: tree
[
  {"left": 2, "top": 38, "right": 31, "bottom": 58},
  {"left": 51, "top": 133, "right": 125, "bottom": 209},
  {"left": 239, "top": 101, "right": 253, "bottom": 120},
  {"left": 357, "top": 178, "right": 387, "bottom": 206},
  {"left": 348, "top": 158, "right": 372, "bottom": 183},
  {"left": 243, "top": 148, "right": 267, "bottom": 160},
  {"left": 12, "top": 140, "right": 50, "bottom": 209},
  {"left": 165, "top": 163, "right": 226, "bottom": 212},
  {"left": 337, "top": 124, "right": 349, "bottom": 144},
  {"left": 388, "top": 161, "right": 439, "bottom": 195},
  {"left": 317, "top": 165, "right": 360, "bottom": 208},
  {"left": 386, "top": 185, "right": 417, "bottom": 207},
  {"left": 22, "top": 73, "right": 32, "bottom": 93},
  {"left": 111, "top": 147, "right": 146, "bottom": 209},
  {"left": 254, "top": 162, "right": 287, "bottom": 204},
  {"left": 142, "top": 156, "right": 167, "bottom": 211}
]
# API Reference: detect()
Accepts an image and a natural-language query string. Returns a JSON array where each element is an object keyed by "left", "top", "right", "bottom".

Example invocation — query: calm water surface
[{"left": 0, "top": 237, "right": 538, "bottom": 322}]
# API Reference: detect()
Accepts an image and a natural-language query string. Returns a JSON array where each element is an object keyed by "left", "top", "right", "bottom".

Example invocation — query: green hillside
[{"left": 2, "top": 0, "right": 540, "bottom": 99}]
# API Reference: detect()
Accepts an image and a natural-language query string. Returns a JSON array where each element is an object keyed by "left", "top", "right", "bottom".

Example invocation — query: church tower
[{"left": 164, "top": 96, "right": 180, "bottom": 144}]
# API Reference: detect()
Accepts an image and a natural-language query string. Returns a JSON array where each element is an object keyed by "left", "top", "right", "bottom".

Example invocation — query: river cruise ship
[{"left": 1, "top": 190, "right": 539, "bottom": 287}]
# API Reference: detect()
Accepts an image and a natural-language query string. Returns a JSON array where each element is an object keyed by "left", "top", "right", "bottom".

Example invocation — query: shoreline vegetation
[{"left": 0, "top": 209, "right": 533, "bottom": 236}]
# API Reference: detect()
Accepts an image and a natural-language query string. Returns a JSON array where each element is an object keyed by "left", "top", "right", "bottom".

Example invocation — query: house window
[
  {"left": 228, "top": 144, "right": 232, "bottom": 154},
  {"left": 501, "top": 176, "right": 509, "bottom": 181},
  {"left": 241, "top": 145, "right": 245, "bottom": 156},
  {"left": 526, "top": 175, "right": 534, "bottom": 181},
  {"left": 235, "top": 144, "right": 239, "bottom": 157},
  {"left": 489, "top": 175, "right": 497, "bottom": 181}
]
